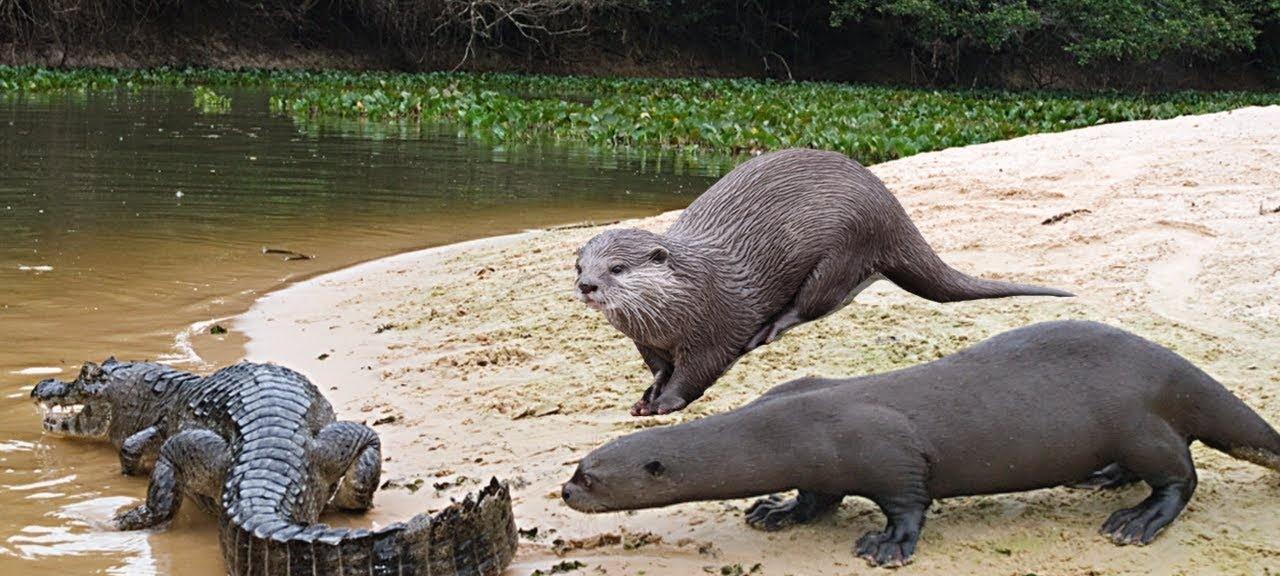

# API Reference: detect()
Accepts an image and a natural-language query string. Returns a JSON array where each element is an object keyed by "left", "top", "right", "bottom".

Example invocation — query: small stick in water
[{"left": 261, "top": 247, "right": 313, "bottom": 261}]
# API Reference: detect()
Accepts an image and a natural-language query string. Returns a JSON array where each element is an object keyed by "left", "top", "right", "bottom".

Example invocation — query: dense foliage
[
  {"left": 1, "top": 1, "right": 1278, "bottom": 88},
  {"left": 829, "top": 0, "right": 1278, "bottom": 68},
  {"left": 4, "top": 66, "right": 1278, "bottom": 163}
]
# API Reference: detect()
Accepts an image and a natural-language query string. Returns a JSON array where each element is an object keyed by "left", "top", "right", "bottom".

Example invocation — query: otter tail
[
  {"left": 1181, "top": 370, "right": 1280, "bottom": 473},
  {"left": 879, "top": 222, "right": 1072, "bottom": 302}
]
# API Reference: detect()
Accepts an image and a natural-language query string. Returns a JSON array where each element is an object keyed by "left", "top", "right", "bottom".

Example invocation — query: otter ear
[
  {"left": 647, "top": 247, "right": 668, "bottom": 265},
  {"left": 643, "top": 460, "right": 666, "bottom": 477}
]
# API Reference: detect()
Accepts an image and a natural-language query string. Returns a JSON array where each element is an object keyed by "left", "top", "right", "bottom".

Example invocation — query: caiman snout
[{"left": 31, "top": 378, "right": 68, "bottom": 401}]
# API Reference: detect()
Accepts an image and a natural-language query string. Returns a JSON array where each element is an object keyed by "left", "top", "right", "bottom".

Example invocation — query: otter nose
[
  {"left": 578, "top": 282, "right": 598, "bottom": 295},
  {"left": 561, "top": 483, "right": 573, "bottom": 502}
]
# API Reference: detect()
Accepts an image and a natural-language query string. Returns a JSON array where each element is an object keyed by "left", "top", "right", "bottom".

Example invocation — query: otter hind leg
[
  {"left": 1100, "top": 432, "right": 1197, "bottom": 546},
  {"left": 745, "top": 491, "right": 843, "bottom": 531},
  {"left": 856, "top": 497, "right": 929, "bottom": 568},
  {"left": 1072, "top": 463, "right": 1141, "bottom": 490},
  {"left": 745, "top": 260, "right": 878, "bottom": 353}
]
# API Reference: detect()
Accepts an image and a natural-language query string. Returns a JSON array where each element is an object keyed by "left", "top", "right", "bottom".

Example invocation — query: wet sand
[{"left": 234, "top": 107, "right": 1280, "bottom": 575}]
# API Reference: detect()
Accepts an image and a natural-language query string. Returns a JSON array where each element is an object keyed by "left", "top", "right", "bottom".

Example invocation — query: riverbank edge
[{"left": 222, "top": 106, "right": 1280, "bottom": 575}]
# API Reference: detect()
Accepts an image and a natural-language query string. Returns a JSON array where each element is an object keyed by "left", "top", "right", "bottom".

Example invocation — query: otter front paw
[
  {"left": 630, "top": 385, "right": 657, "bottom": 416},
  {"left": 745, "top": 495, "right": 803, "bottom": 531},
  {"left": 651, "top": 393, "right": 688, "bottom": 415},
  {"left": 855, "top": 530, "right": 916, "bottom": 568}
]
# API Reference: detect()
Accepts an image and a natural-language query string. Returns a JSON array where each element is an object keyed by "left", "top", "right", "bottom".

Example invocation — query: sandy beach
[{"left": 231, "top": 107, "right": 1280, "bottom": 575}]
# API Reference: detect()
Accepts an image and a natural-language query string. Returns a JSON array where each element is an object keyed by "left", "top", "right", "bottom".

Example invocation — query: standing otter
[
  {"left": 561, "top": 321, "right": 1280, "bottom": 567},
  {"left": 575, "top": 148, "right": 1070, "bottom": 416}
]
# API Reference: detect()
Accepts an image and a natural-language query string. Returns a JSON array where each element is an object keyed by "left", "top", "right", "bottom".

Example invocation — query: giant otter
[
  {"left": 574, "top": 148, "right": 1070, "bottom": 416},
  {"left": 561, "top": 321, "right": 1280, "bottom": 567}
]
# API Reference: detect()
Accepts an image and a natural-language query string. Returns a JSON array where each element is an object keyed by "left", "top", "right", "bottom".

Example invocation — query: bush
[
  {"left": 4, "top": 66, "right": 1278, "bottom": 163},
  {"left": 830, "top": 0, "right": 1279, "bottom": 73}
]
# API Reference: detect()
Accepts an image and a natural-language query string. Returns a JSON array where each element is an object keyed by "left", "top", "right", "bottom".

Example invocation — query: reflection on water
[
  {"left": 10, "top": 497, "right": 159, "bottom": 576},
  {"left": 0, "top": 87, "right": 723, "bottom": 573}
]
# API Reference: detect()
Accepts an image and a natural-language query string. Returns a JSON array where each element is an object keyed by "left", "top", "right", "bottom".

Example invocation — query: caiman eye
[
  {"left": 609, "top": 264, "right": 625, "bottom": 274},
  {"left": 643, "top": 460, "right": 665, "bottom": 477}
]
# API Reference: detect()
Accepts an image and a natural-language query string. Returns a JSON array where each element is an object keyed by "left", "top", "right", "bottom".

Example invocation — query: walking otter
[
  {"left": 574, "top": 148, "right": 1070, "bottom": 416},
  {"left": 561, "top": 321, "right": 1280, "bottom": 567}
]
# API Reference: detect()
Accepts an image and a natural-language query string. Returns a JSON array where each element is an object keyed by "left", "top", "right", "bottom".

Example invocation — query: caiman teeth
[{"left": 37, "top": 402, "right": 84, "bottom": 423}]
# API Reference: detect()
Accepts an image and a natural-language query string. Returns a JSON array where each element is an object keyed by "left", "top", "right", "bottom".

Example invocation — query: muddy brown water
[{"left": 0, "top": 88, "right": 721, "bottom": 574}]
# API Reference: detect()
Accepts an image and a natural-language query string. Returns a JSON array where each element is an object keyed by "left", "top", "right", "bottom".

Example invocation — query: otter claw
[
  {"left": 855, "top": 531, "right": 916, "bottom": 568},
  {"left": 744, "top": 495, "right": 798, "bottom": 531}
]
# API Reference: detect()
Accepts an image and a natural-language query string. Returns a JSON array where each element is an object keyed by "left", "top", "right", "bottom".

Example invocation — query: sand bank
[{"left": 235, "top": 107, "right": 1280, "bottom": 574}]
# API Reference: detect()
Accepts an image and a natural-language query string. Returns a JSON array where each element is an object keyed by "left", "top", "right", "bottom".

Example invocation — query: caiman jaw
[
  {"left": 32, "top": 378, "right": 111, "bottom": 439},
  {"left": 38, "top": 401, "right": 84, "bottom": 434},
  {"left": 37, "top": 400, "right": 110, "bottom": 438}
]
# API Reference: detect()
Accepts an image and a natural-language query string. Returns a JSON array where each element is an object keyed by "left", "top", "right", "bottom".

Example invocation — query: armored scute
[{"left": 32, "top": 359, "right": 517, "bottom": 576}]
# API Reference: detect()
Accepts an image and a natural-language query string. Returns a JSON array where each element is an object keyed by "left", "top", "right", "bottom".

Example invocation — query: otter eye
[
  {"left": 643, "top": 460, "right": 665, "bottom": 477},
  {"left": 609, "top": 264, "right": 625, "bottom": 274}
]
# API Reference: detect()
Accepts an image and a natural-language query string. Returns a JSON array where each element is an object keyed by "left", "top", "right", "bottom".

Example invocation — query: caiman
[{"left": 31, "top": 358, "right": 518, "bottom": 576}]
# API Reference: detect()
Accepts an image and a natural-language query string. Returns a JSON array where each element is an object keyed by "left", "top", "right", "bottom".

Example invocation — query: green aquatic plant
[
  {"left": 3, "top": 66, "right": 1278, "bottom": 163},
  {"left": 192, "top": 85, "right": 231, "bottom": 114}
]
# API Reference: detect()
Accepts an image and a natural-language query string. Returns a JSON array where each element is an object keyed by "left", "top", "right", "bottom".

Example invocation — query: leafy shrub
[
  {"left": 4, "top": 66, "right": 1277, "bottom": 163},
  {"left": 830, "top": 0, "right": 1279, "bottom": 66},
  {"left": 192, "top": 86, "right": 231, "bottom": 114}
]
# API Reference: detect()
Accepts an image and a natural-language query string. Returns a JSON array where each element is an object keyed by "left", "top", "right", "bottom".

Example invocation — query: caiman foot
[{"left": 114, "top": 505, "right": 166, "bottom": 530}]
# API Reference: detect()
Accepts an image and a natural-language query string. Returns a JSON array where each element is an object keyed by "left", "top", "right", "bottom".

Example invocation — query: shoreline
[{"left": 229, "top": 106, "right": 1280, "bottom": 574}]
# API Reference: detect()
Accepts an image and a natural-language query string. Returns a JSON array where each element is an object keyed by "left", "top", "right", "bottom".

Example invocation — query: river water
[{"left": 0, "top": 88, "right": 720, "bottom": 574}]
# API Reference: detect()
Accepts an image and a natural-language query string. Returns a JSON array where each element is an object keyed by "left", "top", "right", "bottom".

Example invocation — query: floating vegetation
[
  {"left": 4, "top": 66, "right": 1278, "bottom": 163},
  {"left": 191, "top": 85, "right": 231, "bottom": 114}
]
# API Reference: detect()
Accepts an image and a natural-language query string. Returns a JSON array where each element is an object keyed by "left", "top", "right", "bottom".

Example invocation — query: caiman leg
[
  {"left": 115, "top": 429, "right": 228, "bottom": 530},
  {"left": 119, "top": 425, "right": 163, "bottom": 476},
  {"left": 314, "top": 421, "right": 382, "bottom": 512}
]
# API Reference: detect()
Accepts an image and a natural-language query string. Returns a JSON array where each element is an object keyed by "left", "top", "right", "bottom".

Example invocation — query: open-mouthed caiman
[{"left": 32, "top": 358, "right": 517, "bottom": 576}]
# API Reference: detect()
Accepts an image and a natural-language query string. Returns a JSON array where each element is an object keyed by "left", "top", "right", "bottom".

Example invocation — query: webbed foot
[
  {"left": 1100, "top": 482, "right": 1192, "bottom": 546},
  {"left": 745, "top": 492, "right": 842, "bottom": 531},
  {"left": 633, "top": 385, "right": 690, "bottom": 416},
  {"left": 114, "top": 505, "right": 164, "bottom": 531},
  {"left": 630, "top": 384, "right": 657, "bottom": 416},
  {"left": 855, "top": 530, "right": 916, "bottom": 568},
  {"left": 1072, "top": 463, "right": 1140, "bottom": 490},
  {"left": 651, "top": 392, "right": 688, "bottom": 415}
]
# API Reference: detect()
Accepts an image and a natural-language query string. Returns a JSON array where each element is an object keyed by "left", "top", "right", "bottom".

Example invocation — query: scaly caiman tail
[
  {"left": 880, "top": 220, "right": 1073, "bottom": 302},
  {"left": 219, "top": 479, "right": 517, "bottom": 576}
]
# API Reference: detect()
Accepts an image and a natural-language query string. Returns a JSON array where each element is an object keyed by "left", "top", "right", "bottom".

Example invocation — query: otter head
[
  {"left": 575, "top": 229, "right": 676, "bottom": 330},
  {"left": 31, "top": 358, "right": 170, "bottom": 445},
  {"left": 561, "top": 419, "right": 779, "bottom": 513},
  {"left": 560, "top": 429, "right": 687, "bottom": 513}
]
